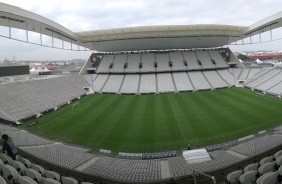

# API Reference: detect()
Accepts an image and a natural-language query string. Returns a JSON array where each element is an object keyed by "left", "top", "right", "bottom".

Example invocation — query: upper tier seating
[
  {"left": 96, "top": 55, "right": 114, "bottom": 73},
  {"left": 208, "top": 50, "right": 229, "bottom": 68},
  {"left": 96, "top": 50, "right": 229, "bottom": 73},
  {"left": 125, "top": 54, "right": 141, "bottom": 72},
  {"left": 195, "top": 51, "right": 216, "bottom": 69},
  {"left": 141, "top": 53, "right": 155, "bottom": 72}
]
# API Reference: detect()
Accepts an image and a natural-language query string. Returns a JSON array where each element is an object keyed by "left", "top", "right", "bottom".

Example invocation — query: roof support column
[
  {"left": 52, "top": 32, "right": 54, "bottom": 48},
  {"left": 25, "top": 23, "right": 28, "bottom": 43},
  {"left": 8, "top": 20, "right": 11, "bottom": 38},
  {"left": 40, "top": 26, "right": 43, "bottom": 46},
  {"left": 270, "top": 25, "right": 273, "bottom": 41},
  {"left": 62, "top": 36, "right": 64, "bottom": 49}
]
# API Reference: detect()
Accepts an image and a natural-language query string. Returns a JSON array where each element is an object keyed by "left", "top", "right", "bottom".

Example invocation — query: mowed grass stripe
[{"left": 26, "top": 88, "right": 282, "bottom": 153}]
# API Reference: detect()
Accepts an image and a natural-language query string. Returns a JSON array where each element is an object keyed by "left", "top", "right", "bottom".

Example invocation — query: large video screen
[{"left": 0, "top": 65, "right": 29, "bottom": 77}]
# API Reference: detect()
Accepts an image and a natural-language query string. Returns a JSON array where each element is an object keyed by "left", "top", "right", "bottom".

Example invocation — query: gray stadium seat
[
  {"left": 17, "top": 175, "right": 37, "bottom": 184},
  {"left": 31, "top": 163, "right": 45, "bottom": 175},
  {"left": 256, "top": 171, "right": 278, "bottom": 184},
  {"left": 0, "top": 176, "right": 6, "bottom": 184},
  {"left": 274, "top": 150, "right": 282, "bottom": 159},
  {"left": 18, "top": 157, "right": 31, "bottom": 168},
  {"left": 244, "top": 163, "right": 259, "bottom": 172},
  {"left": 9, "top": 159, "right": 26, "bottom": 175},
  {"left": 61, "top": 176, "right": 78, "bottom": 184},
  {"left": 1, "top": 164, "right": 18, "bottom": 184},
  {"left": 45, "top": 170, "right": 60, "bottom": 181},
  {"left": 260, "top": 156, "right": 274, "bottom": 165},
  {"left": 42, "top": 177, "right": 61, "bottom": 184},
  {"left": 276, "top": 155, "right": 282, "bottom": 166},
  {"left": 239, "top": 170, "right": 257, "bottom": 184},
  {"left": 25, "top": 168, "right": 42, "bottom": 183},
  {"left": 226, "top": 170, "right": 243, "bottom": 184},
  {"left": 0, "top": 153, "right": 11, "bottom": 164},
  {"left": 258, "top": 161, "right": 275, "bottom": 175}
]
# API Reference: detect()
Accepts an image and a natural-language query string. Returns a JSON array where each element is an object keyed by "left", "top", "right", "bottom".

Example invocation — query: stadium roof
[{"left": 1, "top": 2, "right": 282, "bottom": 51}]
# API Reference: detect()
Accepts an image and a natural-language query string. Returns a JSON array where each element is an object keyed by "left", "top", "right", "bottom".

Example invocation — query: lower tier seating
[
  {"left": 0, "top": 123, "right": 282, "bottom": 183},
  {"left": 0, "top": 76, "right": 88, "bottom": 122},
  {"left": 84, "top": 69, "right": 244, "bottom": 94}
]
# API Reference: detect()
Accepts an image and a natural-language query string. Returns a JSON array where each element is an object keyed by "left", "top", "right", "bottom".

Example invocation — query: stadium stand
[
  {"left": 139, "top": 74, "right": 156, "bottom": 94},
  {"left": 0, "top": 130, "right": 52, "bottom": 146},
  {"left": 96, "top": 55, "right": 114, "bottom": 73},
  {"left": 181, "top": 51, "right": 200, "bottom": 70},
  {"left": 92, "top": 74, "right": 109, "bottom": 92},
  {"left": 83, "top": 157, "right": 162, "bottom": 181},
  {"left": 0, "top": 115, "right": 282, "bottom": 183},
  {"left": 217, "top": 69, "right": 235, "bottom": 86},
  {"left": 195, "top": 51, "right": 216, "bottom": 69},
  {"left": 84, "top": 68, "right": 261, "bottom": 94},
  {"left": 119, "top": 74, "right": 139, "bottom": 94},
  {"left": 156, "top": 53, "right": 171, "bottom": 72},
  {"left": 21, "top": 143, "right": 94, "bottom": 169},
  {"left": 95, "top": 50, "right": 229, "bottom": 74},
  {"left": 112, "top": 54, "right": 127, "bottom": 73},
  {"left": 101, "top": 75, "right": 123, "bottom": 93},
  {"left": 172, "top": 72, "right": 194, "bottom": 92},
  {"left": 81, "top": 49, "right": 255, "bottom": 94},
  {"left": 169, "top": 52, "right": 187, "bottom": 70},
  {"left": 226, "top": 149, "right": 282, "bottom": 184},
  {"left": 229, "top": 134, "right": 282, "bottom": 157},
  {"left": 141, "top": 53, "right": 155, "bottom": 72},
  {"left": 0, "top": 76, "right": 88, "bottom": 123},
  {"left": 189, "top": 72, "right": 211, "bottom": 90},
  {"left": 202, "top": 71, "right": 228, "bottom": 89},
  {"left": 125, "top": 54, "right": 141, "bottom": 73},
  {"left": 244, "top": 67, "right": 282, "bottom": 96},
  {"left": 208, "top": 50, "right": 229, "bottom": 68},
  {"left": 157, "top": 73, "right": 175, "bottom": 93}
]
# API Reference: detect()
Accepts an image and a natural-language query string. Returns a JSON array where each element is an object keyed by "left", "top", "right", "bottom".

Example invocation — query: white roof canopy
[{"left": 1, "top": 2, "right": 282, "bottom": 51}]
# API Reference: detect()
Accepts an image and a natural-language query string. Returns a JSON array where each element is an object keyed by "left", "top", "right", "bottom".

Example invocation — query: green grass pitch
[{"left": 26, "top": 88, "right": 282, "bottom": 153}]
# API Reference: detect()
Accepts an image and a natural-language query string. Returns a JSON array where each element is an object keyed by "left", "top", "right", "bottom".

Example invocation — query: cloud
[{"left": 0, "top": 0, "right": 282, "bottom": 60}]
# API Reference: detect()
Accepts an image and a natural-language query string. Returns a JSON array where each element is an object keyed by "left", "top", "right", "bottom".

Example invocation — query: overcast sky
[{"left": 0, "top": 0, "right": 282, "bottom": 61}]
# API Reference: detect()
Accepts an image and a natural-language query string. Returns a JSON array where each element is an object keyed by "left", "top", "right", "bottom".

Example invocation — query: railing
[{"left": 193, "top": 171, "right": 216, "bottom": 184}]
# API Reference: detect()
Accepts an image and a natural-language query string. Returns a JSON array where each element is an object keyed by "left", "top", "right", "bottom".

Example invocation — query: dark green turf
[{"left": 26, "top": 88, "right": 282, "bottom": 153}]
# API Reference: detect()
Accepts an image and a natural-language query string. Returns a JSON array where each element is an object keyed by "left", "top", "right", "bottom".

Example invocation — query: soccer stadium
[{"left": 1, "top": 2, "right": 282, "bottom": 184}]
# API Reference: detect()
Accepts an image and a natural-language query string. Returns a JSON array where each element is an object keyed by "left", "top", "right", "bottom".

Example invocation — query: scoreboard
[{"left": 0, "top": 65, "right": 29, "bottom": 77}]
